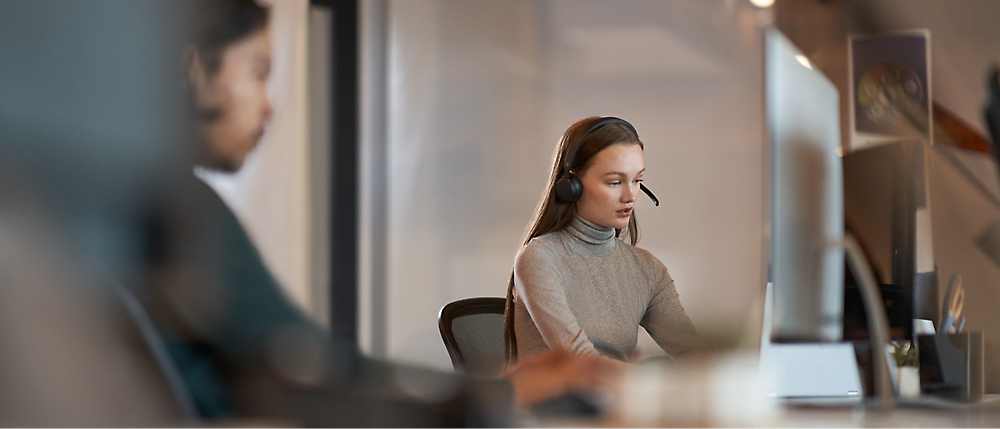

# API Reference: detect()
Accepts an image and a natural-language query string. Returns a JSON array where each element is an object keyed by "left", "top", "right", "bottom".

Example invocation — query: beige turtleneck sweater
[{"left": 513, "top": 215, "right": 706, "bottom": 362}]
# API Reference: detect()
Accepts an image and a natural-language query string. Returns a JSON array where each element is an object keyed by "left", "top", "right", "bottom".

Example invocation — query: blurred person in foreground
[{"left": 138, "top": 0, "right": 619, "bottom": 425}]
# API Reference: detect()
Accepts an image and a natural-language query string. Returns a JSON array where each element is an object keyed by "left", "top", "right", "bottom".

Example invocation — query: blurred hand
[{"left": 502, "top": 348, "right": 621, "bottom": 407}]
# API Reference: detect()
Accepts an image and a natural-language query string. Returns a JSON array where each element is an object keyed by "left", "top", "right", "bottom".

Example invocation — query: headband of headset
[
  {"left": 562, "top": 118, "right": 637, "bottom": 176},
  {"left": 556, "top": 118, "right": 659, "bottom": 206}
]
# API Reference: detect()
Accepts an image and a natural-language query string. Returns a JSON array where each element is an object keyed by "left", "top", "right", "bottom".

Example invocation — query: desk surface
[
  {"left": 536, "top": 407, "right": 1000, "bottom": 429},
  {"left": 537, "top": 397, "right": 1000, "bottom": 428},
  {"left": 533, "top": 354, "right": 1000, "bottom": 427},
  {"left": 781, "top": 398, "right": 1000, "bottom": 428}
]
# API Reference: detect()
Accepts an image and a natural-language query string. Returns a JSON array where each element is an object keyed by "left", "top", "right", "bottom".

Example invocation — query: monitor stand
[
  {"left": 760, "top": 235, "right": 897, "bottom": 407},
  {"left": 759, "top": 282, "right": 864, "bottom": 403}
]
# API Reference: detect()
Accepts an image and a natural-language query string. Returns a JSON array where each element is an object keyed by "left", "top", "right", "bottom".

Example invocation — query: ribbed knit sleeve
[{"left": 513, "top": 242, "right": 600, "bottom": 357}]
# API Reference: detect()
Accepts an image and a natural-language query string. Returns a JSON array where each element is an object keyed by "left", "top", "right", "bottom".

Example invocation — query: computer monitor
[
  {"left": 986, "top": 69, "right": 1000, "bottom": 171},
  {"left": 766, "top": 27, "right": 846, "bottom": 343},
  {"left": 842, "top": 140, "right": 915, "bottom": 341}
]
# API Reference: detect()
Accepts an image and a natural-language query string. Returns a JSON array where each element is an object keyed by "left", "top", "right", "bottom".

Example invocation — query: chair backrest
[{"left": 438, "top": 297, "right": 507, "bottom": 378}]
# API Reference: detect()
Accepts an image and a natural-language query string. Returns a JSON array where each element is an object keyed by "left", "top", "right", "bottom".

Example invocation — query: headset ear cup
[
  {"left": 555, "top": 173, "right": 583, "bottom": 202},
  {"left": 568, "top": 173, "right": 583, "bottom": 201}
]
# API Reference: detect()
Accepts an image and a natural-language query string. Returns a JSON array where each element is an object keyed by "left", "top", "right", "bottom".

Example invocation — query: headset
[{"left": 554, "top": 118, "right": 660, "bottom": 206}]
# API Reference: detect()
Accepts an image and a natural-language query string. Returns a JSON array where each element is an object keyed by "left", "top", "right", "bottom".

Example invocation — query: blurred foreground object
[
  {"left": 0, "top": 155, "right": 189, "bottom": 427},
  {"left": 0, "top": 0, "right": 215, "bottom": 425},
  {"left": 611, "top": 352, "right": 779, "bottom": 427},
  {"left": 503, "top": 348, "right": 621, "bottom": 408}
]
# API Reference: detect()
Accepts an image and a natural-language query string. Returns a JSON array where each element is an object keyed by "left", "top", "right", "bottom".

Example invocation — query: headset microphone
[
  {"left": 555, "top": 118, "right": 660, "bottom": 207},
  {"left": 640, "top": 183, "right": 659, "bottom": 207}
]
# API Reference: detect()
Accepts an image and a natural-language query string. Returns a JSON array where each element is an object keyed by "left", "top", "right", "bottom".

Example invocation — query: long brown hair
[{"left": 502, "top": 116, "right": 643, "bottom": 366}]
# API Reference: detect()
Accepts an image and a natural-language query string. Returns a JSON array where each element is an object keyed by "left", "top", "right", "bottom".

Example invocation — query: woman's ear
[
  {"left": 183, "top": 45, "right": 208, "bottom": 101},
  {"left": 183, "top": 45, "right": 222, "bottom": 120}
]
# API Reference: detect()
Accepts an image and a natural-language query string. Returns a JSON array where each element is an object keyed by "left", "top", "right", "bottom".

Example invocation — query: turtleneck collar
[{"left": 567, "top": 214, "right": 616, "bottom": 247}]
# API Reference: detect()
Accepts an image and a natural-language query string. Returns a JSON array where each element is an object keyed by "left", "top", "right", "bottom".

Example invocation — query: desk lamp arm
[{"left": 843, "top": 233, "right": 895, "bottom": 409}]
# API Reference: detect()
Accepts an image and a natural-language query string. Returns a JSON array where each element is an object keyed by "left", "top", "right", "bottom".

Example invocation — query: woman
[{"left": 503, "top": 116, "right": 706, "bottom": 367}]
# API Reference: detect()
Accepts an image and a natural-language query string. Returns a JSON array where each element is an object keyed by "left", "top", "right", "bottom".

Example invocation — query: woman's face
[
  {"left": 575, "top": 143, "right": 645, "bottom": 230},
  {"left": 192, "top": 28, "right": 273, "bottom": 172}
]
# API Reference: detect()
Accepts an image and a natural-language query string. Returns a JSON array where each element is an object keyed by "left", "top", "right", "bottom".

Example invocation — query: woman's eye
[{"left": 609, "top": 181, "right": 621, "bottom": 186}]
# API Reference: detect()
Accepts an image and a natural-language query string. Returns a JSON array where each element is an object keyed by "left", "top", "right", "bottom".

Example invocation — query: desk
[
  {"left": 538, "top": 355, "right": 1000, "bottom": 428},
  {"left": 536, "top": 398, "right": 1000, "bottom": 428},
  {"left": 780, "top": 399, "right": 1000, "bottom": 428}
]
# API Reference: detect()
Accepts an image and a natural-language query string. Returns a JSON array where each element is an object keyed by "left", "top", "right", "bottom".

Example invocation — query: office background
[{"left": 205, "top": 0, "right": 1000, "bottom": 378}]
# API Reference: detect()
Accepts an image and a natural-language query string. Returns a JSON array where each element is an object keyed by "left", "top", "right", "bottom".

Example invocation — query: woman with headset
[{"left": 503, "top": 116, "right": 707, "bottom": 368}]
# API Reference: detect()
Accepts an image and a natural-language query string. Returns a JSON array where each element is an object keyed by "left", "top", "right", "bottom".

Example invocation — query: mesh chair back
[{"left": 438, "top": 297, "right": 507, "bottom": 378}]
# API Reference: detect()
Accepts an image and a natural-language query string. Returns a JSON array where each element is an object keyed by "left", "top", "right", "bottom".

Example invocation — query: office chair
[{"left": 438, "top": 297, "right": 507, "bottom": 378}]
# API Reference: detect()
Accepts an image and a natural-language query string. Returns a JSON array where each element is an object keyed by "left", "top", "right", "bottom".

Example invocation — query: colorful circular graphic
[{"left": 857, "top": 63, "right": 924, "bottom": 128}]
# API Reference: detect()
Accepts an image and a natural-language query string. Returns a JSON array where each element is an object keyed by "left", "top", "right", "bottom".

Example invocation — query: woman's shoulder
[
  {"left": 623, "top": 243, "right": 668, "bottom": 271},
  {"left": 518, "top": 232, "right": 558, "bottom": 256},
  {"left": 515, "top": 231, "right": 566, "bottom": 267},
  {"left": 523, "top": 229, "right": 568, "bottom": 249}
]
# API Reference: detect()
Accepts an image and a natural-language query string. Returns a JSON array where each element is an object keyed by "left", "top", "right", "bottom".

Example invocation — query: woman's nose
[{"left": 622, "top": 183, "right": 638, "bottom": 202}]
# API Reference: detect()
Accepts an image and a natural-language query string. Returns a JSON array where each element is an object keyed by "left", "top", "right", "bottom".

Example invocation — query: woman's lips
[{"left": 616, "top": 207, "right": 632, "bottom": 217}]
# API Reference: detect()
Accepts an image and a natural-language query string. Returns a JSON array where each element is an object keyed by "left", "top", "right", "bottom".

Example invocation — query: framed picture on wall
[{"left": 848, "top": 30, "right": 931, "bottom": 150}]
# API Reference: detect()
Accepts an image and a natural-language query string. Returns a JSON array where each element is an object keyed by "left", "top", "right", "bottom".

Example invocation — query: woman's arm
[
  {"left": 503, "top": 348, "right": 623, "bottom": 406},
  {"left": 639, "top": 261, "right": 709, "bottom": 359}
]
